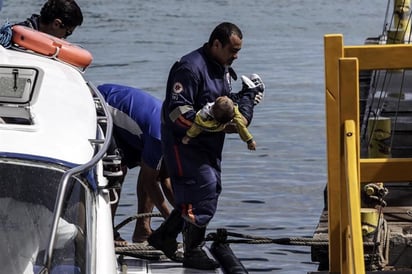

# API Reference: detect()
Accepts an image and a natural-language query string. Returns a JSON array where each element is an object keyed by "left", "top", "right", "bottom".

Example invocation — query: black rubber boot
[
  {"left": 147, "top": 209, "right": 184, "bottom": 262},
  {"left": 183, "top": 223, "right": 220, "bottom": 270}
]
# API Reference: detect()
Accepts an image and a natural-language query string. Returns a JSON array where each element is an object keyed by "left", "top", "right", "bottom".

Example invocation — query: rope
[
  {"left": 114, "top": 212, "right": 162, "bottom": 232},
  {"left": 115, "top": 242, "right": 166, "bottom": 260},
  {"left": 113, "top": 215, "right": 378, "bottom": 259},
  {"left": 0, "top": 21, "right": 12, "bottom": 48},
  {"left": 221, "top": 237, "right": 329, "bottom": 246},
  {"left": 115, "top": 243, "right": 161, "bottom": 252},
  {"left": 206, "top": 230, "right": 377, "bottom": 247}
]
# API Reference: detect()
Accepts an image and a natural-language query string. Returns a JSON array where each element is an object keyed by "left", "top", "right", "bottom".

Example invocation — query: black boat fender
[
  {"left": 211, "top": 242, "right": 248, "bottom": 274},
  {"left": 209, "top": 228, "right": 248, "bottom": 274}
]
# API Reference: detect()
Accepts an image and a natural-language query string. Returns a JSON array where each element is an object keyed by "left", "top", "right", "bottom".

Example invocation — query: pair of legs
[
  {"left": 111, "top": 161, "right": 175, "bottom": 243},
  {"left": 148, "top": 162, "right": 221, "bottom": 270}
]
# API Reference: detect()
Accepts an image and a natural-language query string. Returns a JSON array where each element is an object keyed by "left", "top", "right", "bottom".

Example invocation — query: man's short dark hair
[
  {"left": 208, "top": 22, "right": 242, "bottom": 47},
  {"left": 40, "top": 0, "right": 83, "bottom": 27}
]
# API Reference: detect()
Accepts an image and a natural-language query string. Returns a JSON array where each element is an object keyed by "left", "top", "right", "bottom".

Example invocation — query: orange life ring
[{"left": 11, "top": 25, "right": 93, "bottom": 69}]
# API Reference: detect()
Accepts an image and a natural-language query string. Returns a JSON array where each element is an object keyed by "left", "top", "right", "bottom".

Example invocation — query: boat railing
[
  {"left": 324, "top": 34, "right": 412, "bottom": 273},
  {"left": 42, "top": 83, "right": 113, "bottom": 271},
  {"left": 343, "top": 120, "right": 365, "bottom": 274}
]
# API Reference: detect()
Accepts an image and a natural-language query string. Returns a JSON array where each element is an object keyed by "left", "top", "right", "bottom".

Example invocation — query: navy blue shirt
[
  {"left": 15, "top": 14, "right": 40, "bottom": 30},
  {"left": 162, "top": 44, "right": 234, "bottom": 176}
]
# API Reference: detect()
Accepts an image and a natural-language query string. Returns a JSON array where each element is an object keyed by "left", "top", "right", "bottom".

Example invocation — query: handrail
[
  {"left": 324, "top": 2, "right": 412, "bottom": 271},
  {"left": 343, "top": 120, "right": 365, "bottom": 274},
  {"left": 43, "top": 83, "right": 113, "bottom": 270},
  {"left": 325, "top": 33, "right": 412, "bottom": 273}
]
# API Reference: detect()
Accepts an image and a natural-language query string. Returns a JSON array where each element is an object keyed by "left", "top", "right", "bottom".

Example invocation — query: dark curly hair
[{"left": 40, "top": 0, "right": 83, "bottom": 28}]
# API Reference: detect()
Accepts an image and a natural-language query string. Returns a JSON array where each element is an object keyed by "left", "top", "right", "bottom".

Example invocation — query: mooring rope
[
  {"left": 222, "top": 237, "right": 329, "bottom": 246},
  {"left": 205, "top": 231, "right": 328, "bottom": 246},
  {"left": 205, "top": 230, "right": 377, "bottom": 247},
  {"left": 114, "top": 212, "right": 162, "bottom": 232},
  {"left": 115, "top": 214, "right": 378, "bottom": 250}
]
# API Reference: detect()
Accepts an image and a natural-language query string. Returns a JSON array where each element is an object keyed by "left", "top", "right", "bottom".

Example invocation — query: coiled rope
[
  {"left": 114, "top": 212, "right": 164, "bottom": 260},
  {"left": 0, "top": 21, "right": 12, "bottom": 48}
]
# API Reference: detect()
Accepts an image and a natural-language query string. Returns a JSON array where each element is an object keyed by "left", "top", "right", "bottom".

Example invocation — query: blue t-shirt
[{"left": 98, "top": 83, "right": 163, "bottom": 170}]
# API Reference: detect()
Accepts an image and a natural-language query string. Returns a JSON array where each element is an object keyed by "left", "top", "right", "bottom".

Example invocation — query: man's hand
[{"left": 182, "top": 135, "right": 191, "bottom": 144}]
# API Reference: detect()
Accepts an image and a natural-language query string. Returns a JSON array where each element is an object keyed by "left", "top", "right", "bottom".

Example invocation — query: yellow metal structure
[
  {"left": 366, "top": 117, "right": 391, "bottom": 158},
  {"left": 388, "top": 0, "right": 411, "bottom": 43},
  {"left": 324, "top": 34, "right": 412, "bottom": 273}
]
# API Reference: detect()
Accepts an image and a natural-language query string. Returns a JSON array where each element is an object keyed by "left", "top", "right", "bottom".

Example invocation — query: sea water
[{"left": 0, "top": 1, "right": 387, "bottom": 272}]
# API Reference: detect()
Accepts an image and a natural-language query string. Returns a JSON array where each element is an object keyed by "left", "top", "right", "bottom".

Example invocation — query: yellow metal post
[
  {"left": 344, "top": 121, "right": 365, "bottom": 274},
  {"left": 388, "top": 0, "right": 411, "bottom": 43},
  {"left": 340, "top": 57, "right": 364, "bottom": 274},
  {"left": 339, "top": 58, "right": 360, "bottom": 273},
  {"left": 324, "top": 34, "right": 344, "bottom": 272}
]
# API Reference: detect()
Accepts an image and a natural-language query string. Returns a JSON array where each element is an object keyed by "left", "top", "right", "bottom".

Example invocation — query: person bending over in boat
[
  {"left": 98, "top": 83, "right": 175, "bottom": 245},
  {"left": 182, "top": 95, "right": 257, "bottom": 150},
  {"left": 149, "top": 22, "right": 264, "bottom": 270},
  {"left": 15, "top": 0, "right": 83, "bottom": 39}
]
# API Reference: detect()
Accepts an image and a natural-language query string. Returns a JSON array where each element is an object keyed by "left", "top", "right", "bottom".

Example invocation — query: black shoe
[
  {"left": 183, "top": 246, "right": 220, "bottom": 270},
  {"left": 182, "top": 223, "right": 219, "bottom": 270},
  {"left": 147, "top": 210, "right": 184, "bottom": 262},
  {"left": 148, "top": 229, "right": 183, "bottom": 262}
]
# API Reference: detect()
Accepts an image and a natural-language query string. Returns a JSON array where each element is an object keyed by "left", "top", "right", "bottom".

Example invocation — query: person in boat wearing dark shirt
[
  {"left": 15, "top": 0, "right": 83, "bottom": 39},
  {"left": 98, "top": 83, "right": 175, "bottom": 244},
  {"left": 148, "top": 22, "right": 264, "bottom": 270}
]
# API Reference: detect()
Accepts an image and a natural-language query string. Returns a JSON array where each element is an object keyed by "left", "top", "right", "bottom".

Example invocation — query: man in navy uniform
[{"left": 148, "top": 22, "right": 264, "bottom": 270}]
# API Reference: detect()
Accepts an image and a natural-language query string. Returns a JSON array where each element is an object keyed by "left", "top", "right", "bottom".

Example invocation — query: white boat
[
  {"left": 0, "top": 26, "right": 246, "bottom": 274},
  {"left": 0, "top": 27, "right": 120, "bottom": 273}
]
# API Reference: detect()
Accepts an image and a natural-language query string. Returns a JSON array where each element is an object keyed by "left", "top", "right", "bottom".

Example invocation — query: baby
[{"left": 182, "top": 96, "right": 256, "bottom": 150}]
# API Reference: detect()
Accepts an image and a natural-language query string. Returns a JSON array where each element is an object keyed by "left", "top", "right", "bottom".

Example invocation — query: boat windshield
[{"left": 0, "top": 159, "right": 87, "bottom": 274}]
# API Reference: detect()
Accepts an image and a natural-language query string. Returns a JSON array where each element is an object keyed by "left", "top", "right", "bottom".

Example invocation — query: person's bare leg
[
  {"left": 160, "top": 177, "right": 175, "bottom": 207},
  {"left": 158, "top": 163, "right": 175, "bottom": 207},
  {"left": 133, "top": 163, "right": 171, "bottom": 242},
  {"left": 133, "top": 166, "right": 154, "bottom": 242},
  {"left": 149, "top": 181, "right": 171, "bottom": 218}
]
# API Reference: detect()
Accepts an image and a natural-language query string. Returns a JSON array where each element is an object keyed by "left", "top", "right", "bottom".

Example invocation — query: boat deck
[
  {"left": 115, "top": 243, "right": 226, "bottom": 273},
  {"left": 118, "top": 257, "right": 224, "bottom": 274}
]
